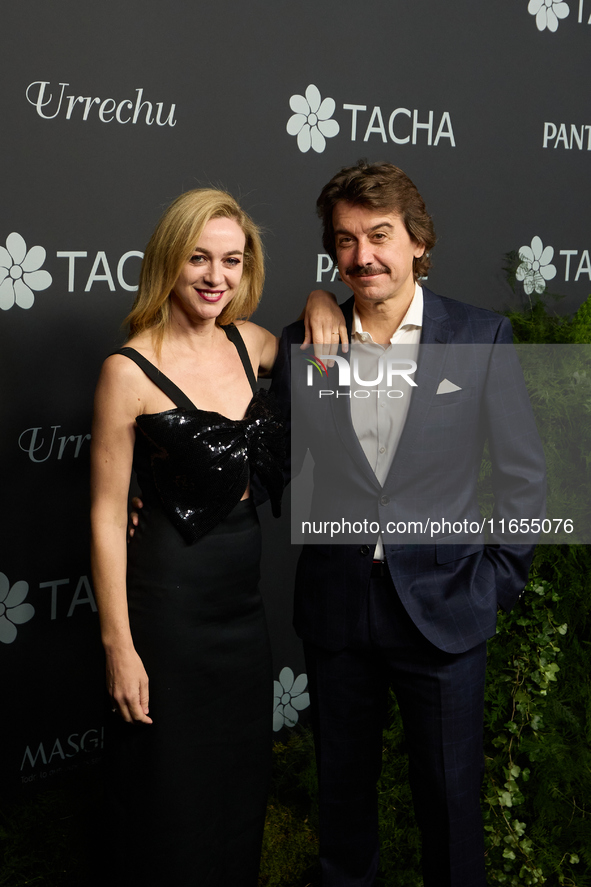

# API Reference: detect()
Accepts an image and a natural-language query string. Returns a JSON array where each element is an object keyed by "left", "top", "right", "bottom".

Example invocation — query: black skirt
[{"left": 104, "top": 498, "right": 272, "bottom": 887}]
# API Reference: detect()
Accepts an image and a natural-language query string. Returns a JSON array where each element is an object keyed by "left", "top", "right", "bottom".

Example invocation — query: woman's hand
[
  {"left": 301, "top": 289, "right": 349, "bottom": 358},
  {"left": 106, "top": 644, "right": 153, "bottom": 724},
  {"left": 128, "top": 496, "right": 144, "bottom": 540}
]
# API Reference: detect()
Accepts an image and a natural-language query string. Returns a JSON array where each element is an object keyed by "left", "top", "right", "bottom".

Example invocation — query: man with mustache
[{"left": 273, "top": 160, "right": 545, "bottom": 887}]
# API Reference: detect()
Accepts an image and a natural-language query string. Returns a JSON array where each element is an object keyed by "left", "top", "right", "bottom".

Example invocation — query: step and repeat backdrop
[{"left": 1, "top": 0, "right": 589, "bottom": 794}]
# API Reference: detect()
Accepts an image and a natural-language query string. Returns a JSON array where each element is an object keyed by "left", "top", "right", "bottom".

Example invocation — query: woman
[{"left": 90, "top": 188, "right": 342, "bottom": 886}]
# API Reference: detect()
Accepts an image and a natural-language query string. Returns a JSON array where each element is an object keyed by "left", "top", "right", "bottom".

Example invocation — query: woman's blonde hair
[{"left": 126, "top": 188, "right": 265, "bottom": 345}]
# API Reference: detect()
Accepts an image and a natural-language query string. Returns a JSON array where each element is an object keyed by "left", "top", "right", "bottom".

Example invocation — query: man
[{"left": 272, "top": 160, "right": 546, "bottom": 887}]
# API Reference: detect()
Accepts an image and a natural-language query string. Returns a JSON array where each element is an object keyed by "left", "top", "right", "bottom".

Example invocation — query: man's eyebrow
[
  {"left": 369, "top": 222, "right": 394, "bottom": 232},
  {"left": 334, "top": 221, "right": 394, "bottom": 237}
]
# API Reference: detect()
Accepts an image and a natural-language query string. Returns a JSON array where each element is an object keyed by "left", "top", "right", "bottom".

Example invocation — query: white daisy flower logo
[
  {"left": 0, "top": 232, "right": 52, "bottom": 311},
  {"left": 287, "top": 84, "right": 340, "bottom": 154},
  {"left": 528, "top": 0, "right": 570, "bottom": 32},
  {"left": 516, "top": 236, "right": 557, "bottom": 295},
  {"left": 0, "top": 572, "right": 35, "bottom": 644},
  {"left": 273, "top": 666, "right": 310, "bottom": 731}
]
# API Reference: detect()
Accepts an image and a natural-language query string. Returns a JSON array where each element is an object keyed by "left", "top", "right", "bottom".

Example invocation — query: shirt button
[
  {"left": 380, "top": 496, "right": 390, "bottom": 506},
  {"left": 359, "top": 545, "right": 370, "bottom": 556},
  {"left": 379, "top": 446, "right": 386, "bottom": 454}
]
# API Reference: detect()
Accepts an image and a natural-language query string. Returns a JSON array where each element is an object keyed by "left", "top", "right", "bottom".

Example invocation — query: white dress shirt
[{"left": 350, "top": 283, "right": 423, "bottom": 559}]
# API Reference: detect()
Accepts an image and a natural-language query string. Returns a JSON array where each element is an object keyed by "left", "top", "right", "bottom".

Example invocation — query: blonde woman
[{"left": 90, "top": 189, "right": 342, "bottom": 886}]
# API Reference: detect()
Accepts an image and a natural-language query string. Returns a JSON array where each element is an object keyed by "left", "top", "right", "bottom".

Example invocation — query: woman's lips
[{"left": 197, "top": 290, "right": 224, "bottom": 302}]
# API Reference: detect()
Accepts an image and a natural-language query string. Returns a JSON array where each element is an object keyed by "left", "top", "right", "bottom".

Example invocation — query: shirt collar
[{"left": 352, "top": 283, "right": 423, "bottom": 344}]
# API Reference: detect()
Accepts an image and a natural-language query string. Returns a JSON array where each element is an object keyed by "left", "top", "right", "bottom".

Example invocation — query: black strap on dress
[
  {"left": 222, "top": 323, "right": 257, "bottom": 394},
  {"left": 115, "top": 347, "right": 197, "bottom": 409},
  {"left": 113, "top": 324, "right": 257, "bottom": 406}
]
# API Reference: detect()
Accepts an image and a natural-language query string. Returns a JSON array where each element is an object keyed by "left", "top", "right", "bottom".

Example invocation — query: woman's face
[{"left": 171, "top": 217, "right": 246, "bottom": 322}]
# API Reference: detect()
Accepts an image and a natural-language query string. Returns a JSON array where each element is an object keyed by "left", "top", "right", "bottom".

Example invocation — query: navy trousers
[{"left": 304, "top": 570, "right": 488, "bottom": 887}]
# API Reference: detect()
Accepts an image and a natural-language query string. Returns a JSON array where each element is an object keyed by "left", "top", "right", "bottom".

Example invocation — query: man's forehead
[{"left": 332, "top": 201, "right": 402, "bottom": 232}]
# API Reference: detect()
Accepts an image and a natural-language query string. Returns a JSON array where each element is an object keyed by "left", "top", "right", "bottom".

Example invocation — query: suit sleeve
[{"left": 483, "top": 316, "right": 546, "bottom": 611}]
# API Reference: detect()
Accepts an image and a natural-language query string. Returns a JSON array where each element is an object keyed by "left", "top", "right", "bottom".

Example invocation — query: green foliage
[
  {"left": 0, "top": 772, "right": 101, "bottom": 886},
  {"left": 259, "top": 728, "right": 320, "bottom": 886},
  {"left": 484, "top": 579, "right": 571, "bottom": 885},
  {"left": 259, "top": 803, "right": 318, "bottom": 887},
  {"left": 503, "top": 252, "right": 591, "bottom": 345},
  {"left": 516, "top": 343, "right": 591, "bottom": 544},
  {"left": 376, "top": 707, "right": 422, "bottom": 886}
]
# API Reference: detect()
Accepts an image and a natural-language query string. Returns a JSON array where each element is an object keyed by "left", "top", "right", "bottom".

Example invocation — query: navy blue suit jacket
[{"left": 272, "top": 288, "right": 546, "bottom": 655}]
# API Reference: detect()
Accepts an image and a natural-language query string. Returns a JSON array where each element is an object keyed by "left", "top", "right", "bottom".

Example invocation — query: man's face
[{"left": 332, "top": 201, "right": 425, "bottom": 309}]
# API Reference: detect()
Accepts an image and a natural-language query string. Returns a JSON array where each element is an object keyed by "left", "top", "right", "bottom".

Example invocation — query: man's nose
[{"left": 354, "top": 239, "right": 373, "bottom": 267}]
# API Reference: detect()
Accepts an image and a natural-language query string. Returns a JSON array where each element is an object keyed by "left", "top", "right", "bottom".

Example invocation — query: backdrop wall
[{"left": 1, "top": 0, "right": 589, "bottom": 795}]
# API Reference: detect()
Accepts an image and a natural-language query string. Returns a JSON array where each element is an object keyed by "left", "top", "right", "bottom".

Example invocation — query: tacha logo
[
  {"left": 0, "top": 233, "right": 52, "bottom": 310},
  {"left": 528, "top": 0, "right": 570, "bottom": 31},
  {"left": 517, "top": 236, "right": 591, "bottom": 289},
  {"left": 0, "top": 573, "right": 35, "bottom": 644},
  {"left": 0, "top": 229, "right": 143, "bottom": 311},
  {"left": 273, "top": 667, "right": 310, "bottom": 731},
  {"left": 516, "top": 236, "right": 557, "bottom": 294},
  {"left": 286, "top": 83, "right": 456, "bottom": 154},
  {"left": 287, "top": 84, "right": 340, "bottom": 153}
]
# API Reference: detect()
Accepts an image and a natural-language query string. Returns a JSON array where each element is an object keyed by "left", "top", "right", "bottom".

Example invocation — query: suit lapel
[{"left": 326, "top": 297, "right": 380, "bottom": 489}]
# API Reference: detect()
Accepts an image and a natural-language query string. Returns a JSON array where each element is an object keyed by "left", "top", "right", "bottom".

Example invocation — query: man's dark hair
[{"left": 316, "top": 160, "right": 436, "bottom": 279}]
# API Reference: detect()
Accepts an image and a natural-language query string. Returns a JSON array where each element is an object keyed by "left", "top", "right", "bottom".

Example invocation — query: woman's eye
[
  {"left": 225, "top": 258, "right": 240, "bottom": 267},
  {"left": 190, "top": 254, "right": 206, "bottom": 264}
]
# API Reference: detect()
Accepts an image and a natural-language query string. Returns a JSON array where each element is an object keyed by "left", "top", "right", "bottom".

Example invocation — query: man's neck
[{"left": 354, "top": 289, "right": 415, "bottom": 345}]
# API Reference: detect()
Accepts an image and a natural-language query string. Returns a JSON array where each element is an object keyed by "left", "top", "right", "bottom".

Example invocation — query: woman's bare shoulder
[{"left": 234, "top": 321, "right": 278, "bottom": 375}]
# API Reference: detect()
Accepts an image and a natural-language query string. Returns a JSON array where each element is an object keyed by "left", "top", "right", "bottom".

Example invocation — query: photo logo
[
  {"left": 0, "top": 572, "right": 35, "bottom": 644},
  {"left": 287, "top": 84, "right": 340, "bottom": 153},
  {"left": 528, "top": 0, "right": 570, "bottom": 31},
  {"left": 304, "top": 355, "right": 329, "bottom": 383},
  {"left": 516, "top": 236, "right": 557, "bottom": 294},
  {"left": 306, "top": 354, "right": 418, "bottom": 390}
]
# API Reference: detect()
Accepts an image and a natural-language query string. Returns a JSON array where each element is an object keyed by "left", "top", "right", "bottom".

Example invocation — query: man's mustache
[{"left": 346, "top": 264, "right": 389, "bottom": 277}]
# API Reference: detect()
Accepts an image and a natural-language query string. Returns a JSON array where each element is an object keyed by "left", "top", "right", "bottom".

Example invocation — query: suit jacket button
[
  {"left": 359, "top": 545, "right": 370, "bottom": 556},
  {"left": 380, "top": 495, "right": 390, "bottom": 506}
]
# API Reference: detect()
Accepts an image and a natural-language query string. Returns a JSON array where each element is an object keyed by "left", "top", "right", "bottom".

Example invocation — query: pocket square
[{"left": 436, "top": 379, "right": 462, "bottom": 394}]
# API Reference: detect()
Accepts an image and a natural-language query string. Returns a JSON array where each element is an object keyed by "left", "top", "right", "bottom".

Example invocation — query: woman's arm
[
  {"left": 90, "top": 355, "right": 153, "bottom": 724},
  {"left": 300, "top": 289, "right": 349, "bottom": 356},
  {"left": 241, "top": 290, "right": 348, "bottom": 378}
]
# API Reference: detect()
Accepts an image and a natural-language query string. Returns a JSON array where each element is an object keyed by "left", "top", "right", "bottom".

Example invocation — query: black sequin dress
[{"left": 104, "top": 325, "right": 284, "bottom": 887}]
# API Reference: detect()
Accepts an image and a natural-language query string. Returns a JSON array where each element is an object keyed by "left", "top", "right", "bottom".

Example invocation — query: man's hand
[
  {"left": 128, "top": 496, "right": 144, "bottom": 540},
  {"left": 301, "top": 289, "right": 349, "bottom": 359}
]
